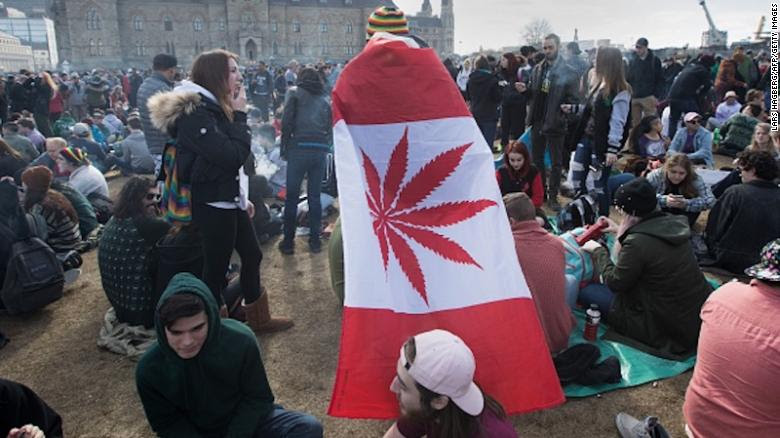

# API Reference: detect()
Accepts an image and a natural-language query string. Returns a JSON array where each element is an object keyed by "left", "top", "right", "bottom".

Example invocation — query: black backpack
[
  {"left": 0, "top": 222, "right": 64, "bottom": 314},
  {"left": 87, "top": 192, "right": 114, "bottom": 224},
  {"left": 556, "top": 193, "right": 598, "bottom": 232}
]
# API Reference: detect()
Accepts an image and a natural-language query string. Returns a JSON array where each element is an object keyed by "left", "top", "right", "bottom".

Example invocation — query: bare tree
[{"left": 523, "top": 18, "right": 553, "bottom": 47}]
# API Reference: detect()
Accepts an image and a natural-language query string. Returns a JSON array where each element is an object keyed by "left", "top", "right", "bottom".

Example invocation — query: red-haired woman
[
  {"left": 496, "top": 140, "right": 543, "bottom": 207},
  {"left": 498, "top": 53, "right": 526, "bottom": 148}
]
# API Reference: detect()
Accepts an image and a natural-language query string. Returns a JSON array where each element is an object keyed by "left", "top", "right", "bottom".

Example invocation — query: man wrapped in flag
[{"left": 328, "top": 30, "right": 564, "bottom": 421}]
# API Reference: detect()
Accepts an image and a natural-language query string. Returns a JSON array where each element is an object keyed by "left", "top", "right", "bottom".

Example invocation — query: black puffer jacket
[{"left": 148, "top": 83, "right": 251, "bottom": 204}]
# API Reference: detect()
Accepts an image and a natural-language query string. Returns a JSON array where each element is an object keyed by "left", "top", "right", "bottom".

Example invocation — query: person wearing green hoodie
[
  {"left": 579, "top": 178, "right": 712, "bottom": 359},
  {"left": 136, "top": 273, "right": 323, "bottom": 438}
]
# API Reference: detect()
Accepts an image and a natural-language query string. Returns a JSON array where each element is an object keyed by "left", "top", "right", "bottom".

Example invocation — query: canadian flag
[{"left": 328, "top": 35, "right": 564, "bottom": 418}]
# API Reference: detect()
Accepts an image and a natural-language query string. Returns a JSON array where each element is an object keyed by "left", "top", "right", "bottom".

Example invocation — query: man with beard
[
  {"left": 383, "top": 330, "right": 517, "bottom": 438},
  {"left": 519, "top": 33, "right": 579, "bottom": 211}
]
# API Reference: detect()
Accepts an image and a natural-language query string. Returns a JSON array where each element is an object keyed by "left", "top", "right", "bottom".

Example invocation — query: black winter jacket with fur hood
[{"left": 148, "top": 85, "right": 251, "bottom": 204}]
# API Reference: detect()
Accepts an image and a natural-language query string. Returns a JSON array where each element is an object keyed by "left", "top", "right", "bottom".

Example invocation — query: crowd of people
[{"left": 1, "top": 4, "right": 779, "bottom": 438}]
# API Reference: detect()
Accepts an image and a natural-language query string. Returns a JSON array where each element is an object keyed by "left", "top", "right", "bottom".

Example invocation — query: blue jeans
[
  {"left": 571, "top": 138, "right": 612, "bottom": 216},
  {"left": 254, "top": 405, "right": 323, "bottom": 438},
  {"left": 577, "top": 283, "right": 615, "bottom": 316},
  {"left": 283, "top": 148, "right": 327, "bottom": 243},
  {"left": 477, "top": 119, "right": 497, "bottom": 150}
]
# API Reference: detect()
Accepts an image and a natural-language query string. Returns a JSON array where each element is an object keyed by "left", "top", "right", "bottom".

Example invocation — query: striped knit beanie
[
  {"left": 366, "top": 6, "right": 409, "bottom": 40},
  {"left": 59, "top": 146, "right": 89, "bottom": 167}
]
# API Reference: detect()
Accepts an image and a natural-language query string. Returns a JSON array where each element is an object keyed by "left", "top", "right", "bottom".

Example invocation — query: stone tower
[
  {"left": 440, "top": 0, "right": 454, "bottom": 54},
  {"left": 225, "top": 0, "right": 269, "bottom": 63},
  {"left": 419, "top": 0, "right": 432, "bottom": 18}
]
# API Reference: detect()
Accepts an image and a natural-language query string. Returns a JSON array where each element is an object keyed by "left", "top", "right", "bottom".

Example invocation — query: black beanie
[{"left": 613, "top": 177, "right": 657, "bottom": 217}]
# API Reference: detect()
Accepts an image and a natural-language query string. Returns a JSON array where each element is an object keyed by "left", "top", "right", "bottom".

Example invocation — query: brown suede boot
[{"left": 243, "top": 290, "right": 293, "bottom": 334}]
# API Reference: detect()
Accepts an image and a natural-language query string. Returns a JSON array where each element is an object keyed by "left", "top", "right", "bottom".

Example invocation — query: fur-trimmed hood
[{"left": 147, "top": 89, "right": 201, "bottom": 137}]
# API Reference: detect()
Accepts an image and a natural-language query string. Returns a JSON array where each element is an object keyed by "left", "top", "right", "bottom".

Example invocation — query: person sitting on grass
[
  {"left": 30, "top": 137, "right": 70, "bottom": 181},
  {"left": 666, "top": 112, "right": 713, "bottom": 168},
  {"left": 383, "top": 329, "right": 517, "bottom": 438},
  {"left": 136, "top": 272, "right": 323, "bottom": 438},
  {"left": 99, "top": 176, "right": 170, "bottom": 328},
  {"left": 644, "top": 153, "right": 715, "bottom": 227},
  {"left": 56, "top": 146, "right": 109, "bottom": 200},
  {"left": 704, "top": 150, "right": 780, "bottom": 275},
  {"left": 579, "top": 177, "right": 712, "bottom": 359},
  {"left": 68, "top": 122, "right": 110, "bottom": 173},
  {"left": 110, "top": 117, "right": 155, "bottom": 175},
  {"left": 50, "top": 179, "right": 98, "bottom": 240},
  {"left": 0, "top": 138, "right": 27, "bottom": 180},
  {"left": 616, "top": 238, "right": 780, "bottom": 438},
  {"left": 504, "top": 192, "right": 574, "bottom": 353},
  {"left": 496, "top": 141, "right": 543, "bottom": 207},
  {"left": 623, "top": 115, "right": 668, "bottom": 160},
  {"left": 20, "top": 166, "right": 81, "bottom": 258},
  {"left": 717, "top": 103, "right": 762, "bottom": 158}
]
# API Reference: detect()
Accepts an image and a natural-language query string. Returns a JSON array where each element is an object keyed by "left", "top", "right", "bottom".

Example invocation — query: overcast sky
[{"left": 393, "top": 0, "right": 770, "bottom": 53}]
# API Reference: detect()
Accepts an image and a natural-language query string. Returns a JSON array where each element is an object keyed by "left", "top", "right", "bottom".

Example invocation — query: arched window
[
  {"left": 241, "top": 15, "right": 252, "bottom": 30},
  {"left": 133, "top": 15, "right": 143, "bottom": 31},
  {"left": 164, "top": 16, "right": 173, "bottom": 32},
  {"left": 271, "top": 21, "right": 278, "bottom": 33},
  {"left": 345, "top": 22, "right": 353, "bottom": 33},
  {"left": 292, "top": 20, "right": 301, "bottom": 33},
  {"left": 218, "top": 18, "right": 226, "bottom": 31},
  {"left": 320, "top": 22, "right": 327, "bottom": 33},
  {"left": 97, "top": 39, "right": 104, "bottom": 56},
  {"left": 193, "top": 17, "right": 204, "bottom": 32},
  {"left": 88, "top": 39, "right": 96, "bottom": 56},
  {"left": 86, "top": 8, "right": 101, "bottom": 30}
]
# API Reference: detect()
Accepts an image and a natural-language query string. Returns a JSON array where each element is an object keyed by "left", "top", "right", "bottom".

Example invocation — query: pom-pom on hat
[{"left": 366, "top": 6, "right": 409, "bottom": 40}]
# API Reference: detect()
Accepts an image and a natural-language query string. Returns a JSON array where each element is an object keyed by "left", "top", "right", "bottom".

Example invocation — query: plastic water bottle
[{"left": 584, "top": 304, "right": 601, "bottom": 342}]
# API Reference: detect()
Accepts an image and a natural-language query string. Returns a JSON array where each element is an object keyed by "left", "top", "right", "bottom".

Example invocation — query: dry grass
[{"left": 2, "top": 162, "right": 737, "bottom": 437}]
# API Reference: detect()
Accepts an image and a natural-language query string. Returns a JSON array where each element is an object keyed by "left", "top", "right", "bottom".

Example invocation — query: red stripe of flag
[
  {"left": 332, "top": 39, "right": 471, "bottom": 126},
  {"left": 328, "top": 299, "right": 565, "bottom": 418}
]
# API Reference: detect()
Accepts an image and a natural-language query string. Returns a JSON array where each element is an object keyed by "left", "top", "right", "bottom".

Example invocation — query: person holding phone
[
  {"left": 644, "top": 153, "right": 715, "bottom": 226},
  {"left": 147, "top": 49, "right": 292, "bottom": 334}
]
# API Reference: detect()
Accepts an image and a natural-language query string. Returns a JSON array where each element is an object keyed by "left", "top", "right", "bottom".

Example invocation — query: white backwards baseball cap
[{"left": 401, "top": 329, "right": 485, "bottom": 416}]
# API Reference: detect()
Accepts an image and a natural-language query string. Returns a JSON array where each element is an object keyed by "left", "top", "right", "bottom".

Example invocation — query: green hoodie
[
  {"left": 136, "top": 273, "right": 275, "bottom": 438},
  {"left": 593, "top": 213, "right": 712, "bottom": 359}
]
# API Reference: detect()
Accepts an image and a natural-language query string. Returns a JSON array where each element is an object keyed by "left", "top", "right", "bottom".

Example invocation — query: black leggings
[
  {"left": 192, "top": 203, "right": 263, "bottom": 306},
  {"left": 500, "top": 103, "right": 526, "bottom": 146}
]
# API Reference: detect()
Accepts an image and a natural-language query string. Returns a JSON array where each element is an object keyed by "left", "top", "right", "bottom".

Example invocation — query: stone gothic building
[{"left": 51, "top": 0, "right": 454, "bottom": 69}]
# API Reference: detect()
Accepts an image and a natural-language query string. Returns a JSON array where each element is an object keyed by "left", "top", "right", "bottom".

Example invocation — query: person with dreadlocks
[{"left": 98, "top": 176, "right": 170, "bottom": 328}]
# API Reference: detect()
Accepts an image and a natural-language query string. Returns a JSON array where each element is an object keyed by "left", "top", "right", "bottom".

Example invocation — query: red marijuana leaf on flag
[{"left": 361, "top": 127, "right": 496, "bottom": 305}]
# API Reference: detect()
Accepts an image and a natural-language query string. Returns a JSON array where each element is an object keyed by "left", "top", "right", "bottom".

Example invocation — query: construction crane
[
  {"left": 754, "top": 16, "right": 770, "bottom": 42},
  {"left": 698, "top": 0, "right": 728, "bottom": 48}
]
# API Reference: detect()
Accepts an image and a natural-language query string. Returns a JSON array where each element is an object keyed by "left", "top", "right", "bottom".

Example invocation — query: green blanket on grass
[{"left": 563, "top": 277, "right": 722, "bottom": 398}]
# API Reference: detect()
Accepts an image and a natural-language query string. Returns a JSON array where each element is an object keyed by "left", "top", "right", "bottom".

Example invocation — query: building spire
[{"left": 420, "top": 0, "right": 432, "bottom": 17}]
